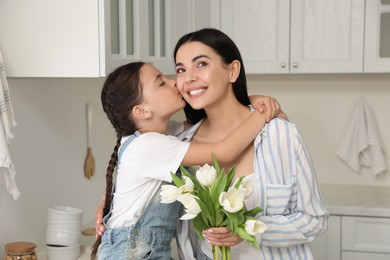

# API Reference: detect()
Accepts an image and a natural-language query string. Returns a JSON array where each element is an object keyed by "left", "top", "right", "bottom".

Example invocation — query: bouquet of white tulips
[{"left": 160, "top": 156, "right": 267, "bottom": 260}]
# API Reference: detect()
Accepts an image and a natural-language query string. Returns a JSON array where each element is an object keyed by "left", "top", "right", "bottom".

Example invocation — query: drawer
[
  {"left": 342, "top": 251, "right": 390, "bottom": 260},
  {"left": 342, "top": 216, "right": 390, "bottom": 253}
]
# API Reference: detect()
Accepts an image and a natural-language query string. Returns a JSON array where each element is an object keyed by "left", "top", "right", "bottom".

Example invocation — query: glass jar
[{"left": 4, "top": 241, "right": 37, "bottom": 260}]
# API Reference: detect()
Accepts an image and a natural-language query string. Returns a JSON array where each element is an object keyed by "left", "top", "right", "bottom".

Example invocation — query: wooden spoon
[{"left": 84, "top": 103, "right": 95, "bottom": 179}]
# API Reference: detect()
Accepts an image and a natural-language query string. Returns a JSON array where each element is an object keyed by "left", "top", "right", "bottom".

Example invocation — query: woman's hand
[
  {"left": 202, "top": 227, "right": 243, "bottom": 247},
  {"left": 249, "top": 95, "right": 288, "bottom": 122},
  {"left": 95, "top": 195, "right": 106, "bottom": 237}
]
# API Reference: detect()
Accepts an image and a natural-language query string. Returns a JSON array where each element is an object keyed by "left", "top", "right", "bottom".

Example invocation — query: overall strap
[
  {"left": 103, "top": 131, "right": 142, "bottom": 226},
  {"left": 118, "top": 131, "right": 141, "bottom": 161}
]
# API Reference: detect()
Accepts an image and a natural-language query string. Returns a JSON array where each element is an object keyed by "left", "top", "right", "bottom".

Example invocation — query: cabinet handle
[
  {"left": 292, "top": 63, "right": 299, "bottom": 68},
  {"left": 280, "top": 62, "right": 286, "bottom": 68}
]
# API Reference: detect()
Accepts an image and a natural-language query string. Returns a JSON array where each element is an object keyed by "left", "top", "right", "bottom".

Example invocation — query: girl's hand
[
  {"left": 249, "top": 95, "right": 288, "bottom": 122},
  {"left": 95, "top": 195, "right": 106, "bottom": 237},
  {"left": 202, "top": 227, "right": 243, "bottom": 247}
]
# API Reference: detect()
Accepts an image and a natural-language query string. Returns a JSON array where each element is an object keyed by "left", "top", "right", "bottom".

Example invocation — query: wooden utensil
[
  {"left": 84, "top": 103, "right": 95, "bottom": 179},
  {"left": 82, "top": 227, "right": 96, "bottom": 236}
]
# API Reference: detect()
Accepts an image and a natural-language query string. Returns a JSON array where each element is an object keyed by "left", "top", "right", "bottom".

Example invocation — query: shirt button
[
  {"left": 130, "top": 241, "right": 137, "bottom": 249},
  {"left": 132, "top": 228, "right": 139, "bottom": 236}
]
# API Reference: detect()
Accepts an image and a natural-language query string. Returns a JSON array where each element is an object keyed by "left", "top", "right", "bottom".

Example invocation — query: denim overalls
[{"left": 98, "top": 132, "right": 182, "bottom": 260}]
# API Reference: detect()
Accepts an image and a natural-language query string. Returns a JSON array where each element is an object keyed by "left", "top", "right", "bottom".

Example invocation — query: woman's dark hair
[
  {"left": 91, "top": 62, "right": 145, "bottom": 259},
  {"left": 173, "top": 28, "right": 250, "bottom": 124}
]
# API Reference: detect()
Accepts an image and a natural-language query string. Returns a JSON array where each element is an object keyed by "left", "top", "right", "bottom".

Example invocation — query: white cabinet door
[
  {"left": 291, "top": 0, "right": 365, "bottom": 73},
  {"left": 342, "top": 252, "right": 390, "bottom": 260},
  {"left": 310, "top": 215, "right": 341, "bottom": 260},
  {"left": 102, "top": 0, "right": 143, "bottom": 76},
  {"left": 105, "top": 0, "right": 211, "bottom": 75},
  {"left": 342, "top": 216, "right": 390, "bottom": 254},
  {"left": 364, "top": 0, "right": 390, "bottom": 72},
  {"left": 0, "top": 0, "right": 102, "bottom": 77},
  {"left": 213, "top": 0, "right": 365, "bottom": 74},
  {"left": 214, "top": 0, "right": 290, "bottom": 74},
  {"left": 147, "top": 0, "right": 211, "bottom": 75}
]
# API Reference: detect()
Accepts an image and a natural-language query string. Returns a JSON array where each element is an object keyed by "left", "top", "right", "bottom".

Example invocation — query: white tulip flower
[
  {"left": 177, "top": 193, "right": 201, "bottom": 220},
  {"left": 219, "top": 187, "right": 245, "bottom": 213},
  {"left": 160, "top": 185, "right": 179, "bottom": 203},
  {"left": 196, "top": 164, "right": 217, "bottom": 187},
  {"left": 238, "top": 180, "right": 254, "bottom": 199},
  {"left": 244, "top": 219, "right": 268, "bottom": 236},
  {"left": 178, "top": 176, "right": 194, "bottom": 193}
]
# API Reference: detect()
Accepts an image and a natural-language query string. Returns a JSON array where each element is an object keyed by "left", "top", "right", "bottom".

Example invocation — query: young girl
[{"left": 91, "top": 61, "right": 281, "bottom": 259}]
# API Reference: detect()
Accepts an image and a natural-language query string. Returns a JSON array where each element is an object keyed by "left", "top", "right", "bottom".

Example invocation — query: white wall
[
  {"left": 0, "top": 77, "right": 112, "bottom": 253},
  {"left": 247, "top": 73, "right": 390, "bottom": 186},
  {"left": 0, "top": 74, "right": 389, "bottom": 253}
]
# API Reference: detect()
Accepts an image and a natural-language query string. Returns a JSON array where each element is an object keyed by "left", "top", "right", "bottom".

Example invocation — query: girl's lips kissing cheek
[{"left": 188, "top": 87, "right": 206, "bottom": 98}]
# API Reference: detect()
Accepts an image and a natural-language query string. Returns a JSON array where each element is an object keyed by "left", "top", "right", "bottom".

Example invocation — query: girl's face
[
  {"left": 175, "top": 41, "right": 235, "bottom": 110},
  {"left": 140, "top": 63, "right": 185, "bottom": 119}
]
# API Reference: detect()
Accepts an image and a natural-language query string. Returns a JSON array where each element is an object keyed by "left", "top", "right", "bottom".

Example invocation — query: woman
[
  {"left": 174, "top": 28, "right": 328, "bottom": 259},
  {"left": 91, "top": 61, "right": 282, "bottom": 259}
]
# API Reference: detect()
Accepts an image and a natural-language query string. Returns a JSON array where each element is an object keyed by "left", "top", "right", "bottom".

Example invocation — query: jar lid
[{"left": 5, "top": 241, "right": 36, "bottom": 253}]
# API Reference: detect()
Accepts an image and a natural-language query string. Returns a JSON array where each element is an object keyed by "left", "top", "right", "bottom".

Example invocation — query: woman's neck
[{"left": 196, "top": 94, "right": 251, "bottom": 143}]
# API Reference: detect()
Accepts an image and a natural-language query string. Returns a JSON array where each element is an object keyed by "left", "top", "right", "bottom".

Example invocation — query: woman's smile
[{"left": 188, "top": 87, "right": 207, "bottom": 98}]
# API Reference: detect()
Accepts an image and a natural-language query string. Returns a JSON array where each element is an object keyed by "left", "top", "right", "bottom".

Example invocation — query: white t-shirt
[{"left": 107, "top": 122, "right": 190, "bottom": 228}]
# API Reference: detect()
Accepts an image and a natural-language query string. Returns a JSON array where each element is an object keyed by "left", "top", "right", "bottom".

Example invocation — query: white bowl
[
  {"left": 46, "top": 220, "right": 82, "bottom": 232},
  {"left": 45, "top": 243, "right": 81, "bottom": 260},
  {"left": 46, "top": 228, "right": 81, "bottom": 246},
  {"left": 47, "top": 206, "right": 83, "bottom": 222}
]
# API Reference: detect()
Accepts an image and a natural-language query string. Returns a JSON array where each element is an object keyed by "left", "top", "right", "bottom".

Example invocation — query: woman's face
[
  {"left": 175, "top": 41, "right": 234, "bottom": 110},
  {"left": 139, "top": 63, "right": 185, "bottom": 119}
]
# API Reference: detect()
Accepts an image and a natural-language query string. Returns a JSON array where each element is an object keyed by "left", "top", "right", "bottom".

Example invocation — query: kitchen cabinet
[
  {"left": 0, "top": 0, "right": 103, "bottom": 77},
  {"left": 310, "top": 184, "right": 390, "bottom": 260},
  {"left": 105, "top": 0, "right": 210, "bottom": 76},
  {"left": 143, "top": 0, "right": 211, "bottom": 75},
  {"left": 342, "top": 216, "right": 390, "bottom": 258},
  {"left": 311, "top": 216, "right": 390, "bottom": 260},
  {"left": 364, "top": 0, "right": 390, "bottom": 72},
  {"left": 310, "top": 216, "right": 341, "bottom": 260},
  {"left": 211, "top": 0, "right": 365, "bottom": 74},
  {"left": 0, "top": 0, "right": 210, "bottom": 77}
]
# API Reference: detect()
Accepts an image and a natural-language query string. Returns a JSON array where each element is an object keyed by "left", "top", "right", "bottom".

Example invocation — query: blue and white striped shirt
[
  {"left": 176, "top": 117, "right": 329, "bottom": 260},
  {"left": 252, "top": 118, "right": 328, "bottom": 259}
]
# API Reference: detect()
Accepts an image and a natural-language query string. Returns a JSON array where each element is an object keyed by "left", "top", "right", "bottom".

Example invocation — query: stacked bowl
[{"left": 45, "top": 206, "right": 83, "bottom": 260}]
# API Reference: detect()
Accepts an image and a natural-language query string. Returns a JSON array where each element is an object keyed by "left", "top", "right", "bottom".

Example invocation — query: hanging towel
[
  {"left": 0, "top": 50, "right": 19, "bottom": 200},
  {"left": 337, "top": 97, "right": 388, "bottom": 176}
]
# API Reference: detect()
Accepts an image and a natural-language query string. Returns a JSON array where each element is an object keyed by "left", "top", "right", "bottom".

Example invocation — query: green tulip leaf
[
  {"left": 212, "top": 154, "right": 221, "bottom": 173},
  {"left": 225, "top": 166, "right": 236, "bottom": 190},
  {"left": 193, "top": 214, "right": 207, "bottom": 241},
  {"left": 245, "top": 207, "right": 263, "bottom": 217},
  {"left": 195, "top": 197, "right": 214, "bottom": 226},
  {"left": 223, "top": 210, "right": 238, "bottom": 235},
  {"left": 170, "top": 172, "right": 185, "bottom": 187},
  {"left": 236, "top": 226, "right": 260, "bottom": 250},
  {"left": 234, "top": 176, "right": 245, "bottom": 189}
]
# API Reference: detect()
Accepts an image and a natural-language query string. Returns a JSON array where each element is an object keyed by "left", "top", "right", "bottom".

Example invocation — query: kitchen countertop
[
  {"left": 36, "top": 236, "right": 179, "bottom": 259},
  {"left": 36, "top": 245, "right": 92, "bottom": 260},
  {"left": 320, "top": 183, "right": 390, "bottom": 218}
]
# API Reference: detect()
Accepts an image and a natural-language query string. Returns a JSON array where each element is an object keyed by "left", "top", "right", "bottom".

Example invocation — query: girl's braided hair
[{"left": 91, "top": 62, "right": 145, "bottom": 259}]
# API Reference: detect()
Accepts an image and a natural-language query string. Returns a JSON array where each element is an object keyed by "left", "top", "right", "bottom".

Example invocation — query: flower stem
[
  {"left": 213, "top": 245, "right": 220, "bottom": 260},
  {"left": 222, "top": 246, "right": 226, "bottom": 260}
]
